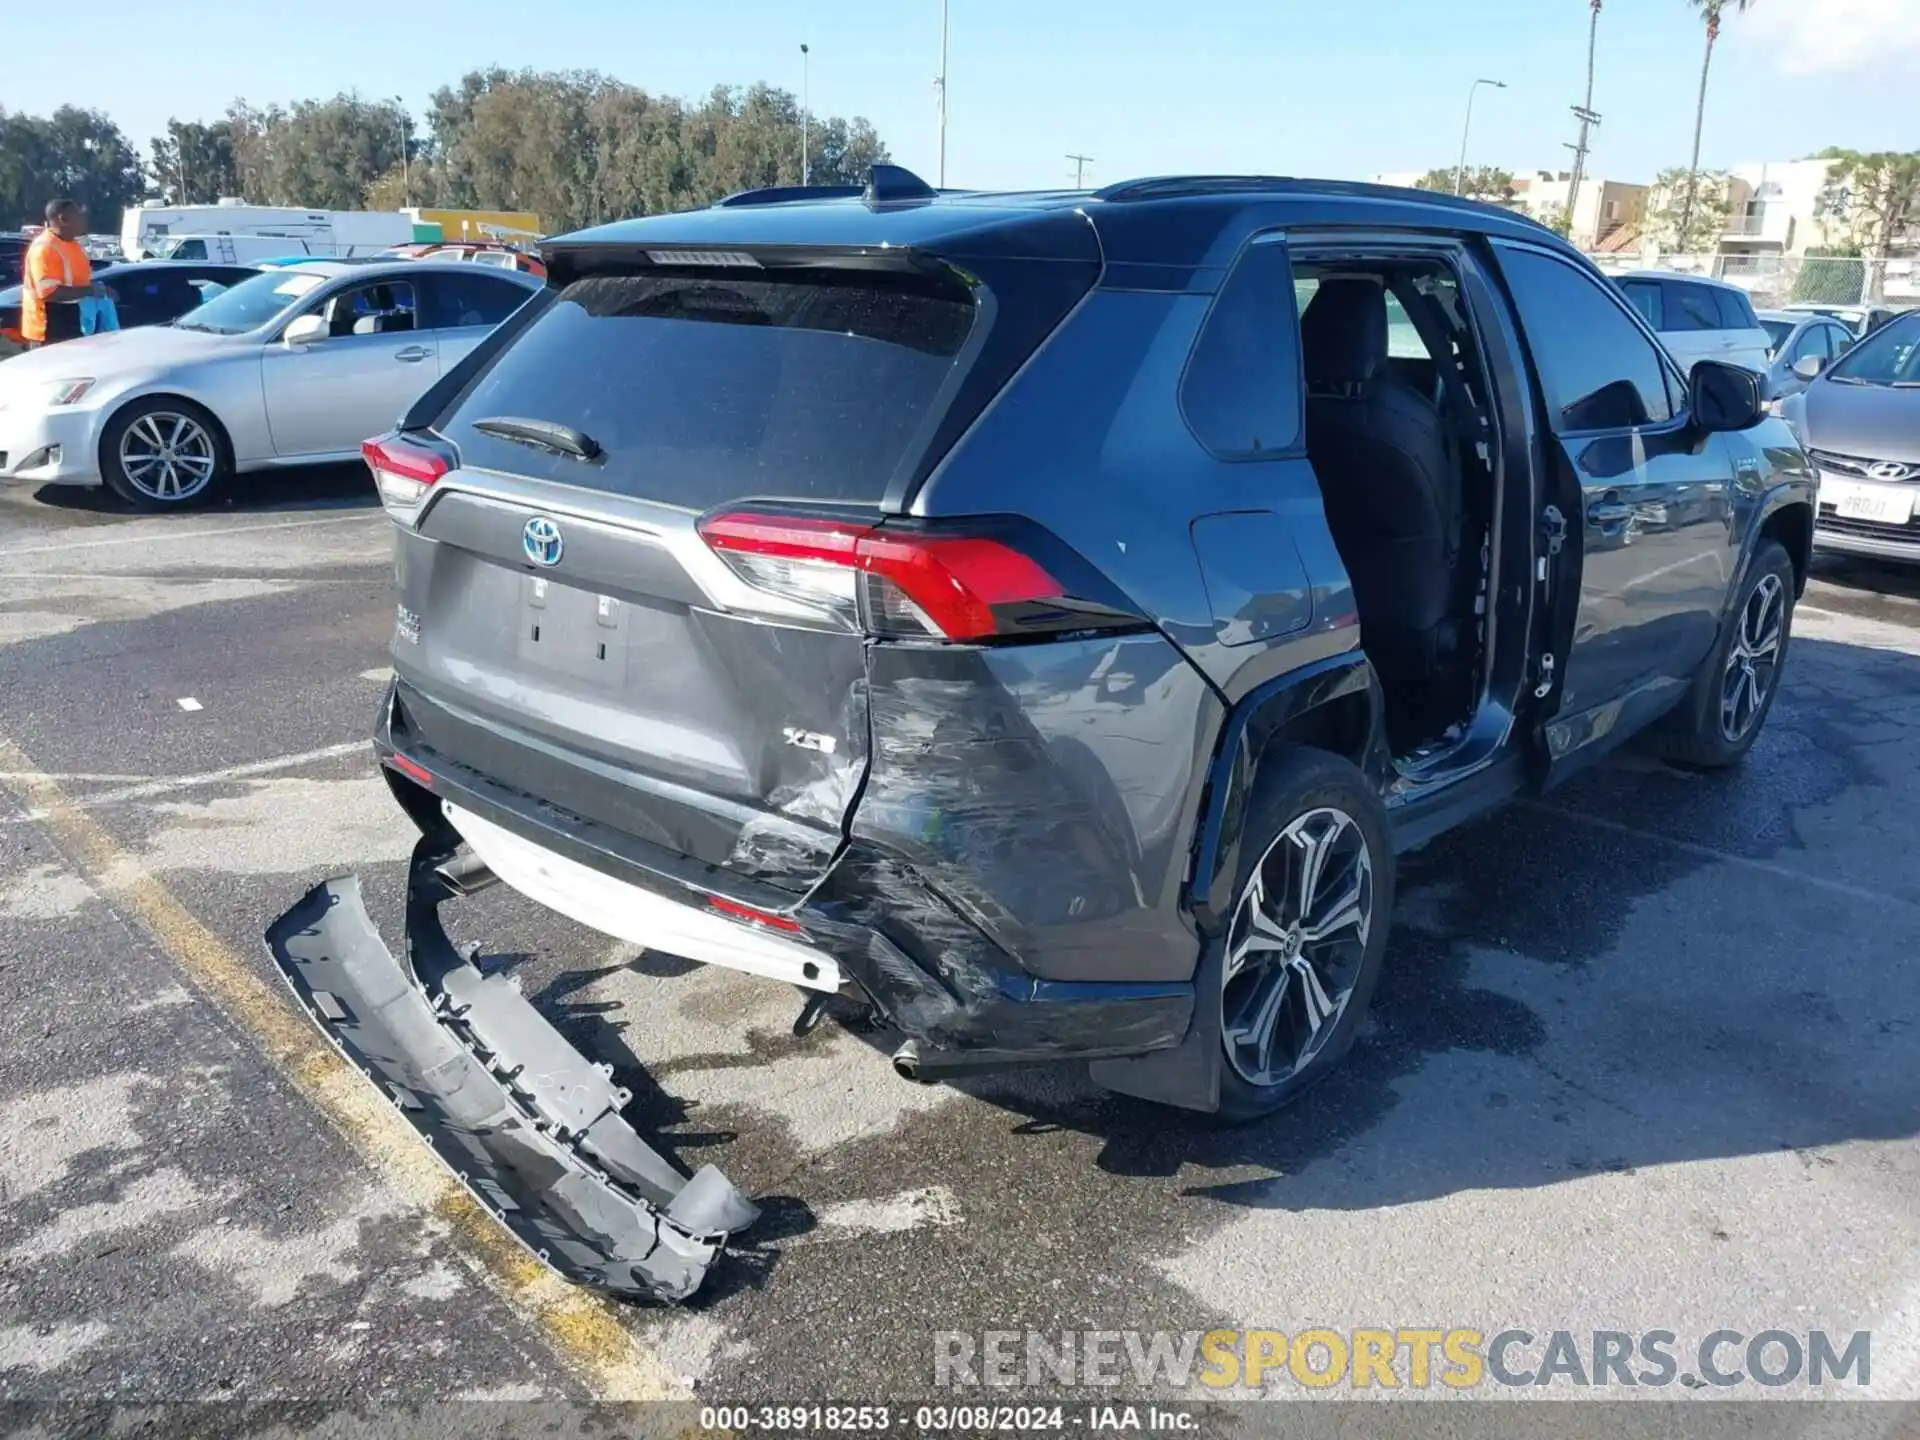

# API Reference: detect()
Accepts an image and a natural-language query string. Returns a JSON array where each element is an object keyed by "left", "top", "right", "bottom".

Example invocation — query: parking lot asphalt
[{"left": 1, "top": 473, "right": 1917, "bottom": 1415}]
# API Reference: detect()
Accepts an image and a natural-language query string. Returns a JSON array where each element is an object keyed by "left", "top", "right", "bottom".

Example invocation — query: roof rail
[
  {"left": 714, "top": 183, "right": 864, "bottom": 209},
  {"left": 1094, "top": 175, "right": 1555, "bottom": 229}
]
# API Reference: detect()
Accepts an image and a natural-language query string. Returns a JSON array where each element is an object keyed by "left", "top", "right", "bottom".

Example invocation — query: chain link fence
[{"left": 1591, "top": 252, "right": 1920, "bottom": 313}]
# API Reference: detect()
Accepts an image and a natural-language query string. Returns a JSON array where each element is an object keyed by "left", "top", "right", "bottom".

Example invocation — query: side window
[
  {"left": 1713, "top": 286, "right": 1756, "bottom": 330},
  {"left": 1619, "top": 280, "right": 1663, "bottom": 329},
  {"left": 1666, "top": 281, "right": 1723, "bottom": 332},
  {"left": 1179, "top": 238, "right": 1302, "bottom": 458},
  {"left": 1382, "top": 290, "right": 1433, "bottom": 360},
  {"left": 1830, "top": 323, "right": 1857, "bottom": 354},
  {"left": 1791, "top": 325, "right": 1829, "bottom": 363},
  {"left": 170, "top": 239, "right": 207, "bottom": 261},
  {"left": 320, "top": 280, "right": 417, "bottom": 337},
  {"left": 424, "top": 273, "right": 530, "bottom": 330},
  {"left": 1495, "top": 245, "right": 1675, "bottom": 433}
]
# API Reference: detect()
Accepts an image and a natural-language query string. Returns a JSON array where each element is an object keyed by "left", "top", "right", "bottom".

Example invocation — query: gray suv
[{"left": 269, "top": 168, "right": 1816, "bottom": 1303}]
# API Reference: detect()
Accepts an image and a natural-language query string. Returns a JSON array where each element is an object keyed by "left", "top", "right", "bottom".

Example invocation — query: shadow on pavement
[{"left": 29, "top": 461, "right": 377, "bottom": 517}]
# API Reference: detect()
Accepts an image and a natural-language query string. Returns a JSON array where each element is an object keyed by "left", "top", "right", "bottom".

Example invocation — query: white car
[
  {"left": 1615, "top": 271, "right": 1773, "bottom": 377},
  {"left": 0, "top": 260, "right": 539, "bottom": 510}
]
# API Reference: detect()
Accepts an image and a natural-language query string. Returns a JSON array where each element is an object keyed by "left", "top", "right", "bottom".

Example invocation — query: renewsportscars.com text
[{"left": 933, "top": 1328, "right": 1873, "bottom": 1392}]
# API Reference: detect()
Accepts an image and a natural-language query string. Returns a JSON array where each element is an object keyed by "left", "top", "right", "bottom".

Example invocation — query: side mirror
[
  {"left": 1792, "top": 354, "right": 1825, "bottom": 382},
  {"left": 1690, "top": 359, "right": 1766, "bottom": 432},
  {"left": 283, "top": 313, "right": 328, "bottom": 348}
]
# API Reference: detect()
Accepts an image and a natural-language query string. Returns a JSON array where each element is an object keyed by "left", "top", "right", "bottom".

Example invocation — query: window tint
[
  {"left": 1790, "top": 325, "right": 1829, "bottom": 362},
  {"left": 1829, "top": 323, "right": 1857, "bottom": 354},
  {"left": 1496, "top": 246, "right": 1674, "bottom": 432},
  {"left": 1383, "top": 290, "right": 1432, "bottom": 360},
  {"left": 442, "top": 269, "right": 977, "bottom": 506},
  {"left": 1619, "top": 280, "right": 1663, "bottom": 329},
  {"left": 424, "top": 272, "right": 530, "bottom": 330},
  {"left": 1180, "top": 240, "right": 1302, "bottom": 458},
  {"left": 1713, "top": 286, "right": 1757, "bottom": 330},
  {"left": 114, "top": 271, "right": 205, "bottom": 327},
  {"left": 1667, "top": 282, "right": 1723, "bottom": 332},
  {"left": 317, "top": 280, "right": 417, "bottom": 337}
]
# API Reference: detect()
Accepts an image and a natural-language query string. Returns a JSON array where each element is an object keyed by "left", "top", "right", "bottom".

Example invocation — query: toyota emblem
[{"left": 522, "top": 516, "right": 564, "bottom": 567}]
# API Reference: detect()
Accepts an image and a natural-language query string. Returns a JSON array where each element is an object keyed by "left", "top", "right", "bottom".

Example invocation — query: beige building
[
  {"left": 1718, "top": 158, "right": 1848, "bottom": 260},
  {"left": 1510, "top": 173, "right": 1648, "bottom": 251}
]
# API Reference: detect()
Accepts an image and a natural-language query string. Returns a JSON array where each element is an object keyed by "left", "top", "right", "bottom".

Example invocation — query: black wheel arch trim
[{"left": 1184, "top": 650, "right": 1384, "bottom": 935}]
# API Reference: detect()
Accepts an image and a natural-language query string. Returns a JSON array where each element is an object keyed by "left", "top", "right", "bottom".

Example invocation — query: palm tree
[{"left": 1678, "top": 0, "right": 1755, "bottom": 244}]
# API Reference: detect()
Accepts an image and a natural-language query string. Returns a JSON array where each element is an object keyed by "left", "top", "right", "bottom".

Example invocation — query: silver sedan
[{"left": 0, "top": 260, "right": 539, "bottom": 510}]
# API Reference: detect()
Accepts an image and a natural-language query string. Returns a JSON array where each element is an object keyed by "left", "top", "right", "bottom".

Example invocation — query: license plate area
[
  {"left": 519, "top": 574, "right": 631, "bottom": 685},
  {"left": 1822, "top": 476, "right": 1916, "bottom": 525}
]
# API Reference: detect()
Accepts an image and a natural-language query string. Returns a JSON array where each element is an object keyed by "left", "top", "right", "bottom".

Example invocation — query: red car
[{"left": 387, "top": 241, "right": 546, "bottom": 279}]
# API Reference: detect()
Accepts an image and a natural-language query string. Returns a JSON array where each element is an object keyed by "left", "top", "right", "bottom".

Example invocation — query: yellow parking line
[{"left": 0, "top": 732, "right": 686, "bottom": 1403}]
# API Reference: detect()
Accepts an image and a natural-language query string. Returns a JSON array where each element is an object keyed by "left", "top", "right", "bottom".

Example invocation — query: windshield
[
  {"left": 173, "top": 270, "right": 325, "bottom": 334},
  {"left": 1761, "top": 320, "right": 1794, "bottom": 352},
  {"left": 1824, "top": 312, "right": 1920, "bottom": 386}
]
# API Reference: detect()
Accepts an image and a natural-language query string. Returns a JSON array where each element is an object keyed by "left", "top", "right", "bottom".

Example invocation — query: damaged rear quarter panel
[{"left": 852, "top": 633, "right": 1219, "bottom": 985}]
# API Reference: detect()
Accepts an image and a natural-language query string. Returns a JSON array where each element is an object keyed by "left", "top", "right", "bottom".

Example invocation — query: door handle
[
  {"left": 1588, "top": 500, "right": 1634, "bottom": 526},
  {"left": 393, "top": 346, "right": 431, "bottom": 363}
]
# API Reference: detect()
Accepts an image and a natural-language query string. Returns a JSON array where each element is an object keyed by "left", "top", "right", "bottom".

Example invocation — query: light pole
[
  {"left": 1454, "top": 78, "right": 1506, "bottom": 197},
  {"left": 935, "top": 0, "right": 950, "bottom": 187},
  {"left": 394, "top": 99, "right": 412, "bottom": 208},
  {"left": 1067, "top": 153, "right": 1093, "bottom": 188}
]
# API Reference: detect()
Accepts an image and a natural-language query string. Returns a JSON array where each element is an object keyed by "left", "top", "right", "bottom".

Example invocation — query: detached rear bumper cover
[{"left": 265, "top": 841, "right": 757, "bottom": 1303}]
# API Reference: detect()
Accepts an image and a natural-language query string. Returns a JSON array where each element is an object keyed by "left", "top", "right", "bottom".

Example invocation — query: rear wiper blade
[{"left": 471, "top": 416, "right": 603, "bottom": 461}]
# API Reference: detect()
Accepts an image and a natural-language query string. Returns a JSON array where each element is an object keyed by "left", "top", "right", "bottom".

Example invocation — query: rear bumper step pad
[{"left": 264, "top": 838, "right": 757, "bottom": 1303}]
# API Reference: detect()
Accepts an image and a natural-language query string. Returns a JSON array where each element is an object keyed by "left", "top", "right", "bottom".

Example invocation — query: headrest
[{"left": 1301, "top": 278, "right": 1388, "bottom": 389}]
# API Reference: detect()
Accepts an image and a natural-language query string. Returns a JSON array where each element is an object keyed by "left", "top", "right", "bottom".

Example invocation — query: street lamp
[
  {"left": 394, "top": 98, "right": 412, "bottom": 209},
  {"left": 800, "top": 44, "right": 810, "bottom": 186},
  {"left": 1454, "top": 78, "right": 1506, "bottom": 197},
  {"left": 935, "top": 0, "right": 950, "bottom": 187}
]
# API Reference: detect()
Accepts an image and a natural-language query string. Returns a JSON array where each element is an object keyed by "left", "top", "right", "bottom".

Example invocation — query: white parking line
[
  {"left": 0, "top": 511, "right": 383, "bottom": 560},
  {"left": 0, "top": 740, "right": 370, "bottom": 822}
]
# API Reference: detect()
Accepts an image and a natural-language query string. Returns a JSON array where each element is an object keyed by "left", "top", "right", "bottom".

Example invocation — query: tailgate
[{"left": 393, "top": 486, "right": 869, "bottom": 893}]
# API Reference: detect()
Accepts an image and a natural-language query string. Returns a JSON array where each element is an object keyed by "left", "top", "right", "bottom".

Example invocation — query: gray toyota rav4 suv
[{"left": 270, "top": 168, "right": 1815, "bottom": 1302}]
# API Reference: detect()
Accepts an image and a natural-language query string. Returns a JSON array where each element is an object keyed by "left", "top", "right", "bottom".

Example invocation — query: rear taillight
[
  {"left": 364, "top": 431, "right": 453, "bottom": 521},
  {"left": 697, "top": 509, "right": 1141, "bottom": 643}
]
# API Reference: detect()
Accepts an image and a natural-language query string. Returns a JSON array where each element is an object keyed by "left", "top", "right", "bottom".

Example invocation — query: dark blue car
[{"left": 269, "top": 166, "right": 1816, "bottom": 1303}]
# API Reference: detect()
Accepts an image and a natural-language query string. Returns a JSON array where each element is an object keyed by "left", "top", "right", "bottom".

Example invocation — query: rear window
[{"left": 442, "top": 269, "right": 977, "bottom": 508}]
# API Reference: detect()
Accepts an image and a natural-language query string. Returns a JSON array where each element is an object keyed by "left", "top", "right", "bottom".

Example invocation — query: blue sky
[{"left": 13, "top": 0, "right": 1917, "bottom": 191}]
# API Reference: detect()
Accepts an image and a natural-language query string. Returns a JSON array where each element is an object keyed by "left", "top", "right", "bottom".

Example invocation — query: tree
[
  {"left": 1414, "top": 166, "right": 1515, "bottom": 204},
  {"left": 0, "top": 105, "right": 146, "bottom": 231},
  {"left": 1536, "top": 203, "right": 1574, "bottom": 238},
  {"left": 1679, "top": 0, "right": 1756, "bottom": 241},
  {"left": 1649, "top": 165, "right": 1731, "bottom": 252},
  {"left": 148, "top": 120, "right": 239, "bottom": 204},
  {"left": 1816, "top": 150, "right": 1920, "bottom": 260}
]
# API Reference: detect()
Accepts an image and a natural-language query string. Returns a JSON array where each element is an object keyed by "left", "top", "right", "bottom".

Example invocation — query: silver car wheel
[
  {"left": 118, "top": 412, "right": 218, "bottom": 502},
  {"left": 1720, "top": 572, "right": 1785, "bottom": 744},
  {"left": 1221, "top": 805, "right": 1374, "bottom": 1088}
]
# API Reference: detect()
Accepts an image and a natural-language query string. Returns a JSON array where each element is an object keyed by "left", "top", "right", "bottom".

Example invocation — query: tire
[
  {"left": 1648, "top": 540, "right": 1795, "bottom": 770},
  {"left": 100, "top": 397, "right": 231, "bottom": 511},
  {"left": 1213, "top": 747, "right": 1396, "bottom": 1124}
]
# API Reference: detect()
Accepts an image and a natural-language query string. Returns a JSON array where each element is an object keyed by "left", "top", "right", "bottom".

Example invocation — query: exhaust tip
[{"left": 892, "top": 1040, "right": 926, "bottom": 1084}]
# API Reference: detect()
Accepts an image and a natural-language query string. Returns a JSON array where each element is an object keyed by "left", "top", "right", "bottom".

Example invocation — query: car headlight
[{"left": 0, "top": 377, "right": 96, "bottom": 411}]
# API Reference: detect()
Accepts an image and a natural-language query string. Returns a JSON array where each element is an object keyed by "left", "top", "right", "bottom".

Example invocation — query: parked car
[
  {"left": 386, "top": 242, "right": 547, "bottom": 278},
  {"left": 0, "top": 259, "right": 538, "bottom": 508},
  {"left": 1755, "top": 307, "right": 1856, "bottom": 402},
  {"left": 0, "top": 259, "right": 257, "bottom": 359},
  {"left": 1778, "top": 309, "right": 1920, "bottom": 565},
  {"left": 1778, "top": 301, "right": 1907, "bottom": 339},
  {"left": 266, "top": 168, "right": 1815, "bottom": 1303},
  {"left": 0, "top": 234, "right": 26, "bottom": 284},
  {"left": 1616, "top": 270, "right": 1774, "bottom": 376}
]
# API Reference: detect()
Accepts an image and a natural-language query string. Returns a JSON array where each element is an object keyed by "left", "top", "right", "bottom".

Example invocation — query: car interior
[
  {"left": 328, "top": 282, "right": 417, "bottom": 337},
  {"left": 1294, "top": 257, "right": 1500, "bottom": 761}
]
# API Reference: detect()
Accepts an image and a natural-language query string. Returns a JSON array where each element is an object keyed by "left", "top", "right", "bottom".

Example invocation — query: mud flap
[{"left": 264, "top": 838, "right": 758, "bottom": 1303}]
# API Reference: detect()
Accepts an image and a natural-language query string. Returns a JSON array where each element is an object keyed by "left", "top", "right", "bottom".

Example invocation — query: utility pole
[
  {"left": 1565, "top": 0, "right": 1603, "bottom": 234},
  {"left": 1067, "top": 153, "right": 1093, "bottom": 188},
  {"left": 935, "top": 0, "right": 950, "bottom": 187},
  {"left": 800, "top": 44, "right": 811, "bottom": 186}
]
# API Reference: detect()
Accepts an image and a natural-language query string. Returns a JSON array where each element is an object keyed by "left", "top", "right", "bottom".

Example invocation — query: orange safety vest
[{"left": 22, "top": 232, "right": 92, "bottom": 343}]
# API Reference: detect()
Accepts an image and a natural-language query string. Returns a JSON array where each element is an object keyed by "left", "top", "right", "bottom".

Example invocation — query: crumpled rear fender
[{"left": 265, "top": 838, "right": 757, "bottom": 1303}]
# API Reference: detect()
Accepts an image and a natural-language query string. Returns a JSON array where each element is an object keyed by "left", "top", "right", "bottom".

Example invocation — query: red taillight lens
[
  {"left": 364, "top": 431, "right": 452, "bottom": 517},
  {"left": 708, "top": 894, "right": 806, "bottom": 935},
  {"left": 697, "top": 510, "right": 1068, "bottom": 641}
]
